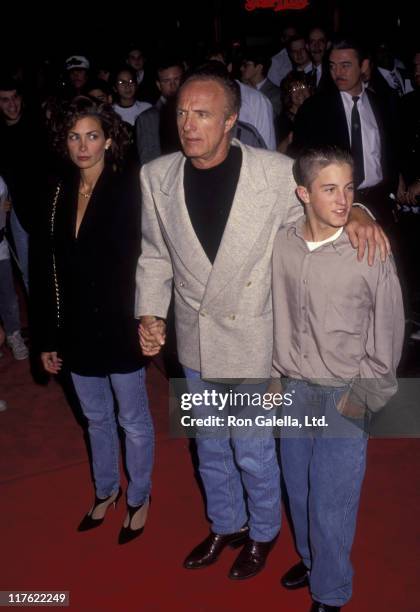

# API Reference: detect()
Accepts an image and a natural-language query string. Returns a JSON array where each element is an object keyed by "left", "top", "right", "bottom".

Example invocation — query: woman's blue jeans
[{"left": 71, "top": 368, "right": 154, "bottom": 507}]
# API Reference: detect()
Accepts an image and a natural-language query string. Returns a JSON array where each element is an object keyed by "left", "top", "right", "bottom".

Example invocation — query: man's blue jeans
[
  {"left": 71, "top": 368, "right": 154, "bottom": 507},
  {"left": 281, "top": 379, "right": 368, "bottom": 607},
  {"left": 183, "top": 367, "right": 281, "bottom": 542}
]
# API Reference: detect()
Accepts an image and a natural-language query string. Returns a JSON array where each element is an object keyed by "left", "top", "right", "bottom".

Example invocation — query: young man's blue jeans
[
  {"left": 281, "top": 379, "right": 368, "bottom": 607},
  {"left": 183, "top": 367, "right": 281, "bottom": 542},
  {"left": 71, "top": 368, "right": 154, "bottom": 507}
]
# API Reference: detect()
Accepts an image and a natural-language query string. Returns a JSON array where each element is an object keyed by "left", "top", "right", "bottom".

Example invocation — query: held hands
[
  {"left": 138, "top": 316, "right": 166, "bottom": 357},
  {"left": 346, "top": 206, "right": 390, "bottom": 266},
  {"left": 41, "top": 351, "right": 63, "bottom": 374}
]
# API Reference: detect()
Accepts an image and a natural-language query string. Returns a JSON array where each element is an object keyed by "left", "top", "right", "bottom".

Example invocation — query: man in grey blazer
[{"left": 135, "top": 68, "right": 387, "bottom": 581}]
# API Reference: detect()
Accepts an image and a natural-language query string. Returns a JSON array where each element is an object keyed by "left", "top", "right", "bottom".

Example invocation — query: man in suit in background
[
  {"left": 135, "top": 68, "right": 387, "bottom": 582},
  {"left": 268, "top": 22, "right": 297, "bottom": 86},
  {"left": 240, "top": 48, "right": 282, "bottom": 122},
  {"left": 306, "top": 25, "right": 334, "bottom": 92},
  {"left": 287, "top": 35, "right": 314, "bottom": 80},
  {"left": 135, "top": 58, "right": 184, "bottom": 166},
  {"left": 292, "top": 37, "right": 400, "bottom": 230}
]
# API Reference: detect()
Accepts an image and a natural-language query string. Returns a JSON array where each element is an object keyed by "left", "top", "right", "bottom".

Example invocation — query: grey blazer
[{"left": 135, "top": 140, "right": 301, "bottom": 379}]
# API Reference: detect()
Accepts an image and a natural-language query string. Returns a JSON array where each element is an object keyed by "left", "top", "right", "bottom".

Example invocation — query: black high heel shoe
[
  {"left": 77, "top": 487, "right": 122, "bottom": 532},
  {"left": 118, "top": 496, "right": 151, "bottom": 545}
]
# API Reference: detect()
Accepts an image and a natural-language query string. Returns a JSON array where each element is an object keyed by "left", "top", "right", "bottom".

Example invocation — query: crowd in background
[{"left": 0, "top": 20, "right": 419, "bottom": 376}]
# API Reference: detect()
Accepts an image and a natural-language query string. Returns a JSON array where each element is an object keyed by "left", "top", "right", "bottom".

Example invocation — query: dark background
[{"left": 1, "top": 0, "right": 418, "bottom": 72}]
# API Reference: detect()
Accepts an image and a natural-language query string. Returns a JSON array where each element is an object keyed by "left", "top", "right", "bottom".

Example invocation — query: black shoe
[
  {"left": 228, "top": 537, "right": 277, "bottom": 580},
  {"left": 77, "top": 487, "right": 122, "bottom": 532},
  {"left": 183, "top": 527, "right": 249, "bottom": 569},
  {"left": 281, "top": 560, "right": 310, "bottom": 590},
  {"left": 118, "top": 496, "right": 151, "bottom": 545},
  {"left": 310, "top": 602, "right": 341, "bottom": 611}
]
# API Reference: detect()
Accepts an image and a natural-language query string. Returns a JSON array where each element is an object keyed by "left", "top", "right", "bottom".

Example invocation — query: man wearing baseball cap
[{"left": 65, "top": 55, "right": 90, "bottom": 95}]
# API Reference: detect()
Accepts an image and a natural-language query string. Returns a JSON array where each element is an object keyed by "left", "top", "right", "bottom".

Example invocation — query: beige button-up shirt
[{"left": 272, "top": 216, "right": 405, "bottom": 411}]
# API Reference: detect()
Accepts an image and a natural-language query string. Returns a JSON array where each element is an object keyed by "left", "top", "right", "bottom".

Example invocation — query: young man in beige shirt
[{"left": 271, "top": 146, "right": 405, "bottom": 611}]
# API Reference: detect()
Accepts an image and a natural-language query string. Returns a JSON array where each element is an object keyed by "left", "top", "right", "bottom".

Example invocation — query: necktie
[
  {"left": 351, "top": 96, "right": 365, "bottom": 188},
  {"left": 390, "top": 71, "right": 403, "bottom": 96},
  {"left": 310, "top": 66, "right": 318, "bottom": 89}
]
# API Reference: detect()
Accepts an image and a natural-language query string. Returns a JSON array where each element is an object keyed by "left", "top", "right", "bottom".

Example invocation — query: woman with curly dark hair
[{"left": 32, "top": 96, "right": 153, "bottom": 544}]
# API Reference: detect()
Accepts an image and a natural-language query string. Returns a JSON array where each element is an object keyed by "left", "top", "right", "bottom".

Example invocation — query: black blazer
[
  {"left": 32, "top": 164, "right": 146, "bottom": 375},
  {"left": 290, "top": 88, "right": 399, "bottom": 189},
  {"left": 400, "top": 90, "right": 420, "bottom": 184}
]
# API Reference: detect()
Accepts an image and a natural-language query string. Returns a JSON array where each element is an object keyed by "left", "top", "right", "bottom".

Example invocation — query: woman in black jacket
[{"left": 35, "top": 96, "right": 153, "bottom": 544}]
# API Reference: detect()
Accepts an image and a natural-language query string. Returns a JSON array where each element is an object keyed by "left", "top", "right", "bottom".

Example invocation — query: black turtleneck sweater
[{"left": 184, "top": 146, "right": 242, "bottom": 264}]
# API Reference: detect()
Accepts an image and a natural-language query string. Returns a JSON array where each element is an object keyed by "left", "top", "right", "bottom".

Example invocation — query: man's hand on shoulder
[
  {"left": 139, "top": 315, "right": 166, "bottom": 356},
  {"left": 345, "top": 205, "right": 391, "bottom": 266}
]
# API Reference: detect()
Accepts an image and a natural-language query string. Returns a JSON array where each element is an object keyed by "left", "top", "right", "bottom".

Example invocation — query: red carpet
[{"left": 1, "top": 350, "right": 419, "bottom": 611}]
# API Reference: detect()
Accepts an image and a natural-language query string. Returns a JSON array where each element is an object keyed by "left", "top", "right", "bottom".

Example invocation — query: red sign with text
[{"left": 245, "top": 0, "right": 309, "bottom": 11}]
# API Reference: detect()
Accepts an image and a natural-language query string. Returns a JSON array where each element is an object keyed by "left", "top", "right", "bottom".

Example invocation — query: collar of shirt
[
  {"left": 340, "top": 83, "right": 366, "bottom": 106},
  {"left": 286, "top": 216, "right": 346, "bottom": 253},
  {"left": 255, "top": 78, "right": 267, "bottom": 91},
  {"left": 297, "top": 62, "right": 313, "bottom": 75},
  {"left": 306, "top": 227, "right": 343, "bottom": 251},
  {"left": 340, "top": 84, "right": 367, "bottom": 119},
  {"left": 377, "top": 66, "right": 403, "bottom": 89}
]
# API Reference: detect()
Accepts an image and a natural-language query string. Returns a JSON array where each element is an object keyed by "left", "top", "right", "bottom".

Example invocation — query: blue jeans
[
  {"left": 10, "top": 210, "right": 29, "bottom": 293},
  {"left": 71, "top": 368, "right": 154, "bottom": 506},
  {"left": 0, "top": 258, "right": 21, "bottom": 334},
  {"left": 183, "top": 367, "right": 281, "bottom": 542},
  {"left": 280, "top": 379, "right": 368, "bottom": 607}
]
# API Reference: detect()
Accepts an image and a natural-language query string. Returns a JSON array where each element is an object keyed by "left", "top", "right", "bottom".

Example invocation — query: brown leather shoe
[
  {"left": 281, "top": 560, "right": 310, "bottom": 589},
  {"left": 183, "top": 527, "right": 249, "bottom": 569},
  {"left": 310, "top": 602, "right": 341, "bottom": 611},
  {"left": 228, "top": 537, "right": 277, "bottom": 580}
]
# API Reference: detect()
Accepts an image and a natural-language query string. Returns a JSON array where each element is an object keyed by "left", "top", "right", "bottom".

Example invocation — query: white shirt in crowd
[
  {"left": 237, "top": 81, "right": 276, "bottom": 150},
  {"left": 377, "top": 66, "right": 413, "bottom": 96},
  {"left": 112, "top": 101, "right": 152, "bottom": 126},
  {"left": 340, "top": 88, "right": 383, "bottom": 189},
  {"left": 267, "top": 47, "right": 292, "bottom": 87}
]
